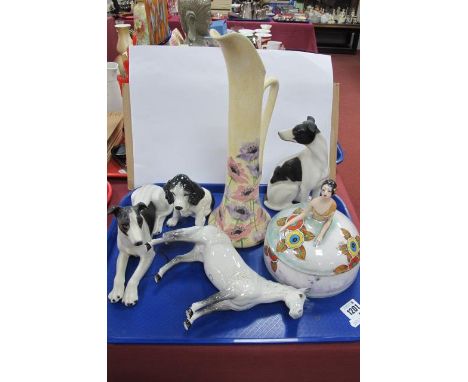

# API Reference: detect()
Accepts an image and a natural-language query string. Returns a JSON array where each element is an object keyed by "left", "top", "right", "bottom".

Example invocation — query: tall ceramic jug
[{"left": 208, "top": 31, "right": 279, "bottom": 248}]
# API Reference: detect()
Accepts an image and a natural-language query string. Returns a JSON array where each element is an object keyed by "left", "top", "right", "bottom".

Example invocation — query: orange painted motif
[
  {"left": 333, "top": 228, "right": 360, "bottom": 274},
  {"left": 275, "top": 208, "right": 315, "bottom": 260}
]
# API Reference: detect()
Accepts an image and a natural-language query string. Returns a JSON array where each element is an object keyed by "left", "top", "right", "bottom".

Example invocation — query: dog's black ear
[
  {"left": 187, "top": 179, "right": 205, "bottom": 206},
  {"left": 107, "top": 206, "right": 121, "bottom": 216},
  {"left": 135, "top": 202, "right": 147, "bottom": 213},
  {"left": 306, "top": 118, "right": 320, "bottom": 134},
  {"left": 163, "top": 183, "right": 174, "bottom": 204}
]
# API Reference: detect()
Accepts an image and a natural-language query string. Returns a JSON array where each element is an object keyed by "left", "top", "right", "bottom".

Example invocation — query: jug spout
[{"left": 210, "top": 30, "right": 266, "bottom": 87}]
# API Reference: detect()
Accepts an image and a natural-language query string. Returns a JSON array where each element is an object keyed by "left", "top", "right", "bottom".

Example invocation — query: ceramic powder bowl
[{"left": 263, "top": 203, "right": 360, "bottom": 298}]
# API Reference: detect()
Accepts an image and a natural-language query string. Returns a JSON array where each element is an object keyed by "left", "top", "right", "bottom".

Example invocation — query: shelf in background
[{"left": 313, "top": 23, "right": 360, "bottom": 54}]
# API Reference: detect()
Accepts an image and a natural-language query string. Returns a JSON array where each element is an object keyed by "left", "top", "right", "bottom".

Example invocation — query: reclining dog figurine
[
  {"left": 264, "top": 116, "right": 329, "bottom": 211},
  {"left": 163, "top": 174, "right": 214, "bottom": 227},
  {"left": 150, "top": 226, "right": 308, "bottom": 329},
  {"left": 107, "top": 185, "right": 173, "bottom": 306}
]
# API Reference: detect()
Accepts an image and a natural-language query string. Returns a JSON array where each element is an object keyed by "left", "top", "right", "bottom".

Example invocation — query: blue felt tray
[{"left": 108, "top": 184, "right": 360, "bottom": 344}]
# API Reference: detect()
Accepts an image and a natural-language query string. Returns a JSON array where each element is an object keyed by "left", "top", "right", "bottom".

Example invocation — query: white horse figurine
[{"left": 150, "top": 226, "right": 308, "bottom": 330}]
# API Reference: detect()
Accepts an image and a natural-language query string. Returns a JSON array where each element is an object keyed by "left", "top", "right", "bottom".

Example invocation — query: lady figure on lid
[{"left": 280, "top": 179, "right": 337, "bottom": 246}]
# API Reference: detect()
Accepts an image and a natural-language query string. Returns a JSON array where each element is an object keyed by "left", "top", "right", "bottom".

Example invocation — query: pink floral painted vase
[
  {"left": 208, "top": 31, "right": 279, "bottom": 248},
  {"left": 210, "top": 141, "right": 271, "bottom": 247}
]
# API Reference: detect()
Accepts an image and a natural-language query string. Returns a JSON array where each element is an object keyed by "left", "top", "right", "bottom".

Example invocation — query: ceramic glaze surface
[
  {"left": 150, "top": 226, "right": 307, "bottom": 329},
  {"left": 265, "top": 116, "right": 329, "bottom": 211},
  {"left": 115, "top": 24, "right": 132, "bottom": 75},
  {"left": 107, "top": 62, "right": 123, "bottom": 112},
  {"left": 208, "top": 31, "right": 279, "bottom": 248},
  {"left": 134, "top": 0, "right": 150, "bottom": 45},
  {"left": 264, "top": 203, "right": 360, "bottom": 298},
  {"left": 163, "top": 174, "right": 213, "bottom": 227},
  {"left": 107, "top": 185, "right": 173, "bottom": 306}
]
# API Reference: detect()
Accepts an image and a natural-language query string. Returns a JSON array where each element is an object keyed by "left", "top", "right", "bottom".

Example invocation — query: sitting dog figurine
[
  {"left": 163, "top": 174, "right": 214, "bottom": 227},
  {"left": 107, "top": 185, "right": 173, "bottom": 306},
  {"left": 264, "top": 116, "right": 329, "bottom": 211},
  {"left": 150, "top": 226, "right": 308, "bottom": 330}
]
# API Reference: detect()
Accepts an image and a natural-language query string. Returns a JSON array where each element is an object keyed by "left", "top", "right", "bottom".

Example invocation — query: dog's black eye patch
[
  {"left": 119, "top": 222, "right": 129, "bottom": 235},
  {"left": 137, "top": 215, "right": 143, "bottom": 228},
  {"left": 293, "top": 125, "right": 316, "bottom": 145},
  {"left": 116, "top": 210, "right": 130, "bottom": 235},
  {"left": 290, "top": 119, "right": 320, "bottom": 146}
]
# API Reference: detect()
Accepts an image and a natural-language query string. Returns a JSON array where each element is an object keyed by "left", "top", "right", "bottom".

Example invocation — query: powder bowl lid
[{"left": 264, "top": 203, "right": 360, "bottom": 277}]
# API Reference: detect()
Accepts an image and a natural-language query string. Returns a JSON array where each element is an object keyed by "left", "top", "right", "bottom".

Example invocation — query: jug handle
[{"left": 259, "top": 77, "right": 279, "bottom": 167}]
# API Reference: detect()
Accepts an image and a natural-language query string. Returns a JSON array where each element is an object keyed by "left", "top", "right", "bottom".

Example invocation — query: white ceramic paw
[
  {"left": 166, "top": 217, "right": 178, "bottom": 227},
  {"left": 122, "top": 285, "right": 138, "bottom": 306},
  {"left": 108, "top": 284, "right": 125, "bottom": 303}
]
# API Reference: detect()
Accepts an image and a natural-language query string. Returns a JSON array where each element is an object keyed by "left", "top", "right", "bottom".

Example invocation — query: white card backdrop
[{"left": 129, "top": 45, "right": 333, "bottom": 186}]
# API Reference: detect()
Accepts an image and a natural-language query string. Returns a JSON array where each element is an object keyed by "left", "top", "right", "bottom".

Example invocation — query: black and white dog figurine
[
  {"left": 264, "top": 117, "right": 329, "bottom": 211},
  {"left": 107, "top": 185, "right": 173, "bottom": 306},
  {"left": 163, "top": 174, "right": 214, "bottom": 227}
]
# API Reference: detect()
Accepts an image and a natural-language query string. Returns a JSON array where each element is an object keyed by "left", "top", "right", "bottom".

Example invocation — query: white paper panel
[{"left": 129, "top": 45, "right": 333, "bottom": 186}]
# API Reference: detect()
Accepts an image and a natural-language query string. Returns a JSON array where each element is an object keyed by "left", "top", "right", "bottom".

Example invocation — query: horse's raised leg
[
  {"left": 154, "top": 245, "right": 202, "bottom": 282},
  {"left": 161, "top": 226, "right": 203, "bottom": 242},
  {"left": 184, "top": 300, "right": 237, "bottom": 330},
  {"left": 149, "top": 226, "right": 204, "bottom": 247},
  {"left": 186, "top": 290, "right": 234, "bottom": 319}
]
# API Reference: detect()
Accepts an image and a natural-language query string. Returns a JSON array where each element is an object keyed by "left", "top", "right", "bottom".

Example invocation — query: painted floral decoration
[
  {"left": 227, "top": 157, "right": 249, "bottom": 183},
  {"left": 237, "top": 140, "right": 259, "bottom": 161},
  {"left": 275, "top": 208, "right": 315, "bottom": 260},
  {"left": 225, "top": 204, "right": 253, "bottom": 221},
  {"left": 247, "top": 163, "right": 260, "bottom": 178},
  {"left": 224, "top": 223, "right": 253, "bottom": 241},
  {"left": 334, "top": 228, "right": 360, "bottom": 274},
  {"left": 230, "top": 184, "right": 259, "bottom": 202},
  {"left": 209, "top": 140, "right": 269, "bottom": 248},
  {"left": 264, "top": 245, "right": 278, "bottom": 272}
]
